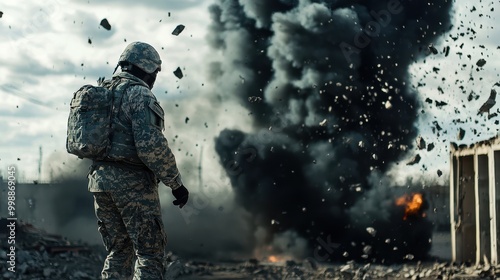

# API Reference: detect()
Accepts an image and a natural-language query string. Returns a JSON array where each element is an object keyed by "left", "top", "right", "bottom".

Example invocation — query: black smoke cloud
[{"left": 211, "top": 0, "right": 452, "bottom": 262}]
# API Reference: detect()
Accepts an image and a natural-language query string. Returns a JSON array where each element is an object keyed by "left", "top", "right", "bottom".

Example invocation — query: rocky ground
[
  {"left": 1, "top": 219, "right": 500, "bottom": 279},
  {"left": 3, "top": 251, "right": 499, "bottom": 280},
  {"left": 167, "top": 259, "right": 500, "bottom": 280}
]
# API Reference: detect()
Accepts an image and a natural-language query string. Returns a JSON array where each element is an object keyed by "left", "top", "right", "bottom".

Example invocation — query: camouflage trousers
[{"left": 92, "top": 185, "right": 167, "bottom": 280}]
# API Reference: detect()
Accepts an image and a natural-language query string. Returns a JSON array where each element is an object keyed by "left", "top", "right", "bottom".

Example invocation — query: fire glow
[
  {"left": 395, "top": 193, "right": 426, "bottom": 220},
  {"left": 268, "top": 255, "right": 280, "bottom": 263}
]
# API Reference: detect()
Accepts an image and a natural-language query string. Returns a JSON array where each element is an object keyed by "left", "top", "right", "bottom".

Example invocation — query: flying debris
[
  {"left": 477, "top": 89, "right": 497, "bottom": 115},
  {"left": 428, "top": 44, "right": 438, "bottom": 54},
  {"left": 366, "top": 227, "right": 377, "bottom": 237},
  {"left": 384, "top": 100, "right": 392, "bottom": 109},
  {"left": 173, "top": 67, "right": 183, "bottom": 79},
  {"left": 212, "top": 0, "right": 452, "bottom": 263},
  {"left": 100, "top": 18, "right": 111, "bottom": 30},
  {"left": 0, "top": 11, "right": 3, "bottom": 18},
  {"left": 437, "top": 170, "right": 443, "bottom": 177},
  {"left": 415, "top": 136, "right": 426, "bottom": 150},
  {"left": 444, "top": 46, "right": 450, "bottom": 57},
  {"left": 476, "top": 58, "right": 487, "bottom": 67},
  {"left": 427, "top": 143, "right": 435, "bottom": 152},
  {"left": 457, "top": 128, "right": 466, "bottom": 140},
  {"left": 319, "top": 119, "right": 328, "bottom": 126},
  {"left": 358, "top": 141, "right": 365, "bottom": 148},
  {"left": 435, "top": 100, "right": 447, "bottom": 108},
  {"left": 406, "top": 154, "right": 421, "bottom": 166},
  {"left": 88, "top": 38, "right": 92, "bottom": 44},
  {"left": 172, "top": 24, "right": 185, "bottom": 36}
]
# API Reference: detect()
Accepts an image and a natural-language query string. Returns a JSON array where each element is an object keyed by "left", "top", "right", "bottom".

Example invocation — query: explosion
[
  {"left": 211, "top": 0, "right": 452, "bottom": 262},
  {"left": 395, "top": 193, "right": 426, "bottom": 220}
]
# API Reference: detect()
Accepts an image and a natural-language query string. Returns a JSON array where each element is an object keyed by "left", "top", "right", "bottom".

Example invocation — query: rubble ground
[
  {"left": 0, "top": 218, "right": 105, "bottom": 279},
  {"left": 2, "top": 220, "right": 499, "bottom": 279},
  {"left": 3, "top": 250, "right": 499, "bottom": 280},
  {"left": 168, "top": 258, "right": 500, "bottom": 280}
]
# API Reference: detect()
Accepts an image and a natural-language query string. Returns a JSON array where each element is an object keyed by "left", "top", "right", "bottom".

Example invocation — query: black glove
[{"left": 172, "top": 185, "right": 189, "bottom": 208}]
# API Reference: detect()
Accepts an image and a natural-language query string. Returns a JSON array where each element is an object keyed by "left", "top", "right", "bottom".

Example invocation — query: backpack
[{"left": 66, "top": 79, "right": 141, "bottom": 160}]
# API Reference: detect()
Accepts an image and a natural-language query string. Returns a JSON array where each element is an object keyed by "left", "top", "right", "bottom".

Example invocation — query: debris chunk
[
  {"left": 476, "top": 59, "right": 486, "bottom": 67},
  {"left": 0, "top": 11, "right": 3, "bottom": 18},
  {"left": 406, "top": 154, "right": 421, "bottom": 166},
  {"left": 477, "top": 89, "right": 497, "bottom": 115},
  {"left": 435, "top": 100, "right": 447, "bottom": 107},
  {"left": 172, "top": 24, "right": 185, "bottom": 36},
  {"left": 404, "top": 254, "right": 415, "bottom": 260},
  {"left": 100, "top": 18, "right": 111, "bottom": 30},
  {"left": 437, "top": 170, "right": 443, "bottom": 177},
  {"left": 444, "top": 46, "right": 450, "bottom": 57},
  {"left": 173, "top": 67, "right": 183, "bottom": 79},
  {"left": 88, "top": 38, "right": 92, "bottom": 44},
  {"left": 366, "top": 227, "right": 376, "bottom": 237},
  {"left": 319, "top": 119, "right": 328, "bottom": 126},
  {"left": 457, "top": 128, "right": 465, "bottom": 140},
  {"left": 358, "top": 141, "right": 365, "bottom": 148},
  {"left": 416, "top": 136, "right": 426, "bottom": 150},
  {"left": 385, "top": 100, "right": 392, "bottom": 109},
  {"left": 428, "top": 44, "right": 438, "bottom": 54},
  {"left": 427, "top": 143, "right": 435, "bottom": 152}
]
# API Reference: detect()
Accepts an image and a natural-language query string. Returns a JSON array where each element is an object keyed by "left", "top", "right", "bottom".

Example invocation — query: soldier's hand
[{"left": 172, "top": 185, "right": 189, "bottom": 208}]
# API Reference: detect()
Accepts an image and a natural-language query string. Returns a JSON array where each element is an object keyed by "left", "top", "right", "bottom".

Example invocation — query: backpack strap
[
  {"left": 105, "top": 79, "right": 122, "bottom": 157},
  {"left": 106, "top": 79, "right": 147, "bottom": 157}
]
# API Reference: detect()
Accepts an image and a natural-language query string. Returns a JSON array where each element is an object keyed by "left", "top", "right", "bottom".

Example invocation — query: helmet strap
[
  {"left": 120, "top": 62, "right": 157, "bottom": 89},
  {"left": 112, "top": 64, "right": 120, "bottom": 74}
]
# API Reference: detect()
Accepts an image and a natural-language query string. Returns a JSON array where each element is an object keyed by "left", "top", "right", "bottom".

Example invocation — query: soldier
[{"left": 87, "top": 41, "right": 189, "bottom": 279}]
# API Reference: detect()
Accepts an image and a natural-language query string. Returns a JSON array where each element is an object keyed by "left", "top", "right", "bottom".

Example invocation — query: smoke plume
[{"left": 210, "top": 0, "right": 452, "bottom": 262}]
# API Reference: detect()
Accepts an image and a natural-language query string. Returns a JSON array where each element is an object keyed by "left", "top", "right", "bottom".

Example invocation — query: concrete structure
[{"left": 450, "top": 136, "right": 500, "bottom": 265}]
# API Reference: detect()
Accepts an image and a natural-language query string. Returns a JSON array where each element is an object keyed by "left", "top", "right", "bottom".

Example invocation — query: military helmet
[{"left": 118, "top": 42, "right": 161, "bottom": 74}]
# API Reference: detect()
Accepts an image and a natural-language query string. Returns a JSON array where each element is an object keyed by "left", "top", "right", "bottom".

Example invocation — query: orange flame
[
  {"left": 395, "top": 193, "right": 424, "bottom": 220},
  {"left": 268, "top": 255, "right": 279, "bottom": 263}
]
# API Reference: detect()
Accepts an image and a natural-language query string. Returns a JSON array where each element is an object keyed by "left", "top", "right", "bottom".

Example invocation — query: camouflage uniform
[{"left": 88, "top": 42, "right": 183, "bottom": 280}]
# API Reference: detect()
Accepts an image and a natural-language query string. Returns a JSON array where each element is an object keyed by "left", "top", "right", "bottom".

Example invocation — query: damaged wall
[{"left": 450, "top": 136, "right": 500, "bottom": 265}]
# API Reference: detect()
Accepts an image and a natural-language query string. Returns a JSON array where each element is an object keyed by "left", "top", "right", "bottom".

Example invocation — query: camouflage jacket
[{"left": 88, "top": 71, "right": 182, "bottom": 192}]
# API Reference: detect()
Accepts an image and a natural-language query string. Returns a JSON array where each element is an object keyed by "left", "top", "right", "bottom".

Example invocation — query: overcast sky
[
  {"left": 0, "top": 0, "right": 229, "bottom": 183},
  {"left": 0, "top": 0, "right": 498, "bottom": 185}
]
